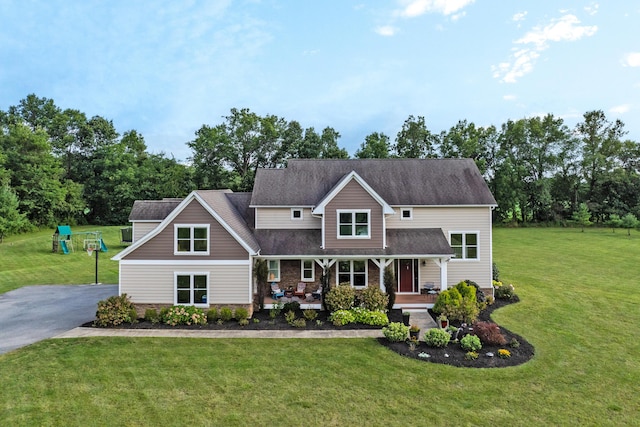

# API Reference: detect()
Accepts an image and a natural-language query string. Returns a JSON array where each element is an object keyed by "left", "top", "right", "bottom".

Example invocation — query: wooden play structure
[{"left": 52, "top": 226, "right": 108, "bottom": 254}]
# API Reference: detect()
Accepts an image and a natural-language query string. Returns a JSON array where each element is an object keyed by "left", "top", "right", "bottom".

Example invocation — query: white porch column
[
  {"left": 440, "top": 258, "right": 448, "bottom": 290},
  {"left": 371, "top": 258, "right": 394, "bottom": 292}
]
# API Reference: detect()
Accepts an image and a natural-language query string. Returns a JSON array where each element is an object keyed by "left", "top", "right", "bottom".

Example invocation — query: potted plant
[
  {"left": 437, "top": 314, "right": 449, "bottom": 329},
  {"left": 409, "top": 324, "right": 420, "bottom": 340},
  {"left": 402, "top": 311, "right": 410, "bottom": 326}
]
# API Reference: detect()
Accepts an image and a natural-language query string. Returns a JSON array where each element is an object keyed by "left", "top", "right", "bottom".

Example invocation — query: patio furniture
[
  {"left": 294, "top": 282, "right": 306, "bottom": 298},
  {"left": 270, "top": 283, "right": 284, "bottom": 299},
  {"left": 312, "top": 286, "right": 322, "bottom": 300}
]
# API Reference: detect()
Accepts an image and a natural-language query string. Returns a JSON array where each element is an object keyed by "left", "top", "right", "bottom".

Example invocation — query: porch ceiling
[{"left": 254, "top": 228, "right": 453, "bottom": 257}]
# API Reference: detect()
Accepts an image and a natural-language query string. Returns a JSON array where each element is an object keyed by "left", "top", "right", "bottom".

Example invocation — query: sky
[{"left": 1, "top": 0, "right": 639, "bottom": 162}]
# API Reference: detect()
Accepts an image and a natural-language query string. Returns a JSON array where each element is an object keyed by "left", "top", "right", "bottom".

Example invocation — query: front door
[{"left": 399, "top": 259, "right": 414, "bottom": 293}]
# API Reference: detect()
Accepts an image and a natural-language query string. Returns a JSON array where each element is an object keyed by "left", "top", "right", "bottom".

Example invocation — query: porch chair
[
  {"left": 312, "top": 286, "right": 323, "bottom": 300},
  {"left": 294, "top": 282, "right": 306, "bottom": 298},
  {"left": 270, "top": 283, "right": 284, "bottom": 299}
]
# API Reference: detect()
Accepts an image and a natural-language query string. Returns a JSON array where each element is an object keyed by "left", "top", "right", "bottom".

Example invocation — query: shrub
[
  {"left": 292, "top": 318, "right": 306, "bottom": 328},
  {"left": 382, "top": 322, "right": 409, "bottom": 342},
  {"left": 493, "top": 281, "right": 515, "bottom": 300},
  {"left": 473, "top": 321, "right": 507, "bottom": 346},
  {"left": 94, "top": 294, "right": 136, "bottom": 327},
  {"left": 283, "top": 301, "right": 300, "bottom": 313},
  {"left": 329, "top": 309, "right": 355, "bottom": 326},
  {"left": 424, "top": 328, "right": 451, "bottom": 348},
  {"left": 351, "top": 307, "right": 389, "bottom": 326},
  {"left": 128, "top": 308, "right": 139, "bottom": 324},
  {"left": 509, "top": 337, "right": 520, "bottom": 348},
  {"left": 303, "top": 309, "right": 318, "bottom": 321},
  {"left": 206, "top": 308, "right": 218, "bottom": 322},
  {"left": 234, "top": 307, "right": 249, "bottom": 321},
  {"left": 161, "top": 305, "right": 207, "bottom": 326},
  {"left": 498, "top": 349, "right": 511, "bottom": 359},
  {"left": 492, "top": 262, "right": 500, "bottom": 281},
  {"left": 238, "top": 318, "right": 249, "bottom": 326},
  {"left": 384, "top": 267, "right": 395, "bottom": 311},
  {"left": 434, "top": 283, "right": 479, "bottom": 323},
  {"left": 324, "top": 283, "right": 355, "bottom": 312},
  {"left": 219, "top": 307, "right": 233, "bottom": 322},
  {"left": 460, "top": 334, "right": 482, "bottom": 352},
  {"left": 284, "top": 310, "right": 296, "bottom": 325},
  {"left": 465, "top": 351, "right": 479, "bottom": 360},
  {"left": 432, "top": 287, "right": 461, "bottom": 315},
  {"left": 360, "top": 286, "right": 389, "bottom": 311},
  {"left": 144, "top": 308, "right": 160, "bottom": 324},
  {"left": 270, "top": 301, "right": 283, "bottom": 319}
]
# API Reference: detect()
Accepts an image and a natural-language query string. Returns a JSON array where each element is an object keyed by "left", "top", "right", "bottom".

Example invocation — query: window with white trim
[
  {"left": 175, "top": 224, "right": 209, "bottom": 255},
  {"left": 337, "top": 210, "right": 370, "bottom": 238},
  {"left": 175, "top": 273, "right": 208, "bottom": 306},
  {"left": 401, "top": 208, "right": 413, "bottom": 220},
  {"left": 291, "top": 208, "right": 303, "bottom": 220},
  {"left": 450, "top": 232, "right": 478, "bottom": 260},
  {"left": 301, "top": 260, "right": 314, "bottom": 281},
  {"left": 268, "top": 260, "right": 280, "bottom": 281},
  {"left": 337, "top": 260, "right": 367, "bottom": 288}
]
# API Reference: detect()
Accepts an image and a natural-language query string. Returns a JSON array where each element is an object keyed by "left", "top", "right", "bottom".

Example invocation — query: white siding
[
  {"left": 120, "top": 263, "right": 251, "bottom": 305},
  {"left": 255, "top": 208, "right": 321, "bottom": 229},
  {"left": 132, "top": 222, "right": 160, "bottom": 242},
  {"left": 389, "top": 207, "right": 493, "bottom": 289}
]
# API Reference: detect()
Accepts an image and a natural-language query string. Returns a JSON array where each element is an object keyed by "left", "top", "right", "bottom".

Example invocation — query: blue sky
[{"left": 1, "top": 1, "right": 638, "bottom": 162}]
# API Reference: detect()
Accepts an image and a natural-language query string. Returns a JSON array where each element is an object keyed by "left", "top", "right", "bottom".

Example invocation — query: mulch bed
[{"left": 378, "top": 297, "right": 535, "bottom": 368}]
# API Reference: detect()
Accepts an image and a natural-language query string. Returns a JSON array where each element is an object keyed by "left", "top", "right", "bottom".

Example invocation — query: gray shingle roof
[
  {"left": 250, "top": 158, "right": 496, "bottom": 207},
  {"left": 254, "top": 228, "right": 453, "bottom": 257},
  {"left": 128, "top": 199, "right": 183, "bottom": 221}
]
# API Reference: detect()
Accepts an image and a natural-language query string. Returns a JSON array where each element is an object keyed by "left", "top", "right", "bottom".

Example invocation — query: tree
[
  {"left": 355, "top": 132, "right": 391, "bottom": 158},
  {"left": 394, "top": 115, "right": 437, "bottom": 158},
  {"left": 572, "top": 203, "right": 592, "bottom": 232},
  {"left": 0, "top": 185, "right": 28, "bottom": 242},
  {"left": 605, "top": 214, "right": 622, "bottom": 232},
  {"left": 620, "top": 213, "right": 639, "bottom": 237},
  {"left": 320, "top": 127, "right": 348, "bottom": 159},
  {"left": 254, "top": 259, "right": 269, "bottom": 311}
]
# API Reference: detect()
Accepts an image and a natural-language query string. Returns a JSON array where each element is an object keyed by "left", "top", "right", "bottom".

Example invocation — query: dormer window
[
  {"left": 401, "top": 208, "right": 413, "bottom": 220},
  {"left": 337, "top": 210, "right": 370, "bottom": 238},
  {"left": 291, "top": 208, "right": 303, "bottom": 220}
]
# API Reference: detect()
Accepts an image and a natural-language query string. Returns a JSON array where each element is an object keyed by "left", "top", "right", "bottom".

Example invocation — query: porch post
[{"left": 440, "top": 258, "right": 448, "bottom": 291}]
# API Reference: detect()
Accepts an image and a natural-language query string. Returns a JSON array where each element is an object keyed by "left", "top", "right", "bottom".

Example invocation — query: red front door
[{"left": 399, "top": 259, "right": 414, "bottom": 293}]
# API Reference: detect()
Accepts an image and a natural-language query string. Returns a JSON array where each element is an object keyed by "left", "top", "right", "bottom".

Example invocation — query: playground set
[{"left": 52, "top": 225, "right": 108, "bottom": 255}]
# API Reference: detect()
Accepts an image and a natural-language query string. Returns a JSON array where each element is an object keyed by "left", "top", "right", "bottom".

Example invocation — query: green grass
[
  {"left": 0, "top": 226, "right": 124, "bottom": 294},
  {"left": 1, "top": 228, "right": 639, "bottom": 425}
]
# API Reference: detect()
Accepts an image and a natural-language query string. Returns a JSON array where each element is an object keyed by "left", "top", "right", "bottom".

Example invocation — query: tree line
[{"left": 1, "top": 94, "right": 639, "bottom": 240}]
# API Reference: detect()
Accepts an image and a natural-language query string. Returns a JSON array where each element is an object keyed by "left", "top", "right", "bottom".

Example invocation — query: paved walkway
[{"left": 55, "top": 309, "right": 438, "bottom": 340}]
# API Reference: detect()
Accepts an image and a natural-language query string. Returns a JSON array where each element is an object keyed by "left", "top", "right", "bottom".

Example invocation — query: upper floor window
[
  {"left": 175, "top": 224, "right": 209, "bottom": 255},
  {"left": 337, "top": 210, "right": 370, "bottom": 238},
  {"left": 291, "top": 208, "right": 303, "bottom": 220},
  {"left": 450, "top": 232, "right": 478, "bottom": 260},
  {"left": 401, "top": 208, "right": 413, "bottom": 220}
]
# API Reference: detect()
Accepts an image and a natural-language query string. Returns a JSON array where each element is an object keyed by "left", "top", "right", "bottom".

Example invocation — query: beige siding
[
  {"left": 388, "top": 207, "right": 493, "bottom": 289},
  {"left": 325, "top": 180, "right": 384, "bottom": 249},
  {"left": 255, "top": 208, "right": 321, "bottom": 229},
  {"left": 132, "top": 222, "right": 159, "bottom": 242},
  {"left": 120, "top": 263, "right": 251, "bottom": 305},
  {"left": 125, "top": 200, "right": 248, "bottom": 260}
]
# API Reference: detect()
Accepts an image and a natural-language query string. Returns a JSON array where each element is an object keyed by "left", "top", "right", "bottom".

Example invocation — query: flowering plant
[{"left": 498, "top": 349, "right": 511, "bottom": 359}]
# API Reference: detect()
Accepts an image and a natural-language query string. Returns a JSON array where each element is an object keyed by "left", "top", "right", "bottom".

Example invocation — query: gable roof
[
  {"left": 128, "top": 199, "right": 183, "bottom": 221},
  {"left": 312, "top": 170, "right": 394, "bottom": 215},
  {"left": 113, "top": 190, "right": 260, "bottom": 261},
  {"left": 250, "top": 158, "right": 496, "bottom": 207}
]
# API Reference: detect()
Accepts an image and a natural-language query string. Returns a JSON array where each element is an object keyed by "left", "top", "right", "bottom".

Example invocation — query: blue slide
[
  {"left": 99, "top": 239, "right": 108, "bottom": 252},
  {"left": 60, "top": 240, "right": 69, "bottom": 254}
]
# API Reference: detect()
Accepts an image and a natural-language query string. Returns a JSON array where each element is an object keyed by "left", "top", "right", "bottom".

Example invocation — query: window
[
  {"left": 337, "top": 260, "right": 367, "bottom": 288},
  {"left": 175, "top": 225, "right": 209, "bottom": 255},
  {"left": 401, "top": 208, "right": 413, "bottom": 220},
  {"left": 291, "top": 208, "right": 303, "bottom": 220},
  {"left": 301, "top": 260, "right": 315, "bottom": 281},
  {"left": 175, "top": 273, "right": 208, "bottom": 306},
  {"left": 268, "top": 260, "right": 280, "bottom": 281},
  {"left": 450, "top": 232, "right": 478, "bottom": 260},
  {"left": 337, "top": 210, "right": 370, "bottom": 238}
]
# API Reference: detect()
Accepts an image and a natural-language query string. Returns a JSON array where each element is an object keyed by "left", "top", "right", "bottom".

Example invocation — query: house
[{"left": 112, "top": 158, "right": 497, "bottom": 314}]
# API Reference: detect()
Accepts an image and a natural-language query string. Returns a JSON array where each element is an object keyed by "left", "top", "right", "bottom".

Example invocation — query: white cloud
[
  {"left": 503, "top": 94, "right": 517, "bottom": 101},
  {"left": 493, "top": 14, "right": 597, "bottom": 83},
  {"left": 610, "top": 104, "right": 631, "bottom": 114},
  {"left": 375, "top": 25, "right": 396, "bottom": 36},
  {"left": 584, "top": 2, "right": 599, "bottom": 16},
  {"left": 396, "top": 0, "right": 475, "bottom": 18},
  {"left": 513, "top": 11, "right": 527, "bottom": 22},
  {"left": 622, "top": 52, "right": 640, "bottom": 67}
]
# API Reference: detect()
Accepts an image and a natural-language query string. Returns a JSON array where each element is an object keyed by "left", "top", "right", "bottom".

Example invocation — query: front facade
[{"left": 113, "top": 159, "right": 497, "bottom": 312}]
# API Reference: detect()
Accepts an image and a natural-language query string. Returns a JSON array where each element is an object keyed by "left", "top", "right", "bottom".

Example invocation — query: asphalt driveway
[{"left": 0, "top": 284, "right": 118, "bottom": 355}]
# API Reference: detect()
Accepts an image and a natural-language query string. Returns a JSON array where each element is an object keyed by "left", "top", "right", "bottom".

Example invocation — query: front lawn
[{"left": 0, "top": 227, "right": 639, "bottom": 425}]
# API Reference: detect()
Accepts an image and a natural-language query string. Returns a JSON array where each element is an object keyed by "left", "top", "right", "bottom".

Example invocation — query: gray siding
[
  {"left": 125, "top": 199, "right": 249, "bottom": 260},
  {"left": 132, "top": 222, "right": 159, "bottom": 242},
  {"left": 255, "top": 208, "right": 321, "bottom": 229}
]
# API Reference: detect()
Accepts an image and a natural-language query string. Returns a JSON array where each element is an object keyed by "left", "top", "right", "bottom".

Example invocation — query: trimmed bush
[
  {"left": 234, "top": 307, "right": 249, "bottom": 321},
  {"left": 424, "top": 328, "right": 451, "bottom": 348},
  {"left": 206, "top": 308, "right": 219, "bottom": 322},
  {"left": 325, "top": 283, "right": 355, "bottom": 312},
  {"left": 282, "top": 301, "right": 300, "bottom": 313},
  {"left": 473, "top": 321, "right": 507, "bottom": 346},
  {"left": 433, "top": 281, "right": 480, "bottom": 323},
  {"left": 382, "top": 322, "right": 409, "bottom": 342},
  {"left": 94, "top": 294, "right": 136, "bottom": 327},
  {"left": 219, "top": 307, "right": 233, "bottom": 322},
  {"left": 493, "top": 281, "right": 516, "bottom": 300},
  {"left": 351, "top": 307, "right": 389, "bottom": 326},
  {"left": 161, "top": 305, "right": 207, "bottom": 326},
  {"left": 329, "top": 309, "right": 355, "bottom": 326},
  {"left": 144, "top": 308, "right": 160, "bottom": 324},
  {"left": 360, "top": 286, "right": 389, "bottom": 311},
  {"left": 460, "top": 334, "right": 482, "bottom": 352}
]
